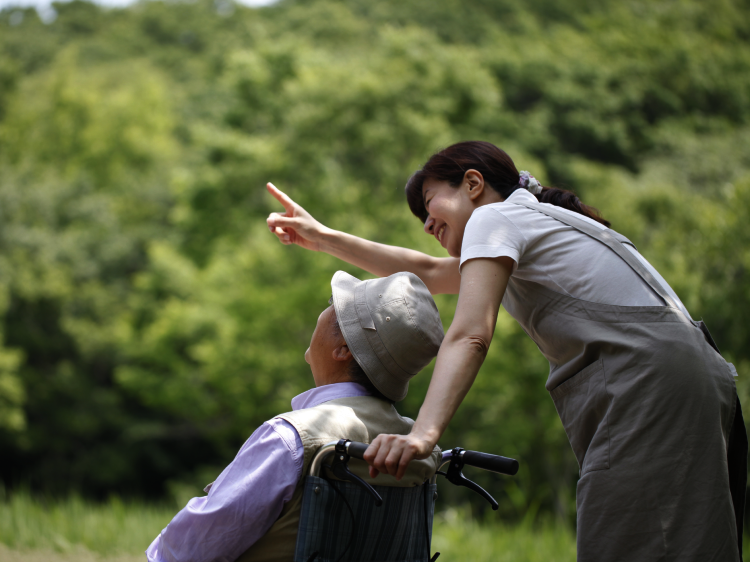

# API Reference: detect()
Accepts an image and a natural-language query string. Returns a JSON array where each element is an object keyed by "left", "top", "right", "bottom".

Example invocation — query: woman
[{"left": 266, "top": 141, "right": 746, "bottom": 561}]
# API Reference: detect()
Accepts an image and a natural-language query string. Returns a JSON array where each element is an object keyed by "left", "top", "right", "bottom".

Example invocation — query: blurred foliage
[{"left": 1, "top": 0, "right": 750, "bottom": 527}]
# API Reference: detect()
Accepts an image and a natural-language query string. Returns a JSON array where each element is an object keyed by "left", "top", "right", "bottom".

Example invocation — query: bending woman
[{"left": 266, "top": 141, "right": 746, "bottom": 561}]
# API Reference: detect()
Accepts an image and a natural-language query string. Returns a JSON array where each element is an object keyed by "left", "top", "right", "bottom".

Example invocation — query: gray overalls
[{"left": 503, "top": 201, "right": 747, "bottom": 561}]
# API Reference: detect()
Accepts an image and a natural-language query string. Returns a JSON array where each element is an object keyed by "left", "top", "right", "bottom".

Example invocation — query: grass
[
  {"left": 0, "top": 490, "right": 576, "bottom": 561},
  {"left": 0, "top": 490, "right": 577, "bottom": 562},
  {"left": 0, "top": 491, "right": 172, "bottom": 559},
  {"left": 0, "top": 491, "right": 747, "bottom": 562},
  {"left": 432, "top": 509, "right": 576, "bottom": 562}
]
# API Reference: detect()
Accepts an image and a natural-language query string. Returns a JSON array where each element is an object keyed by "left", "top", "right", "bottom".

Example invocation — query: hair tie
[{"left": 518, "top": 171, "right": 542, "bottom": 195}]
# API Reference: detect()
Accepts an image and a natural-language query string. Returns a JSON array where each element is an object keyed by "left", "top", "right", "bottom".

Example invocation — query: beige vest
[{"left": 236, "top": 396, "right": 440, "bottom": 562}]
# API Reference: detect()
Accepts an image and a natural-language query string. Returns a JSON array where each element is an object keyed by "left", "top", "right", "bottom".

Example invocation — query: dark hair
[
  {"left": 330, "top": 308, "right": 395, "bottom": 404},
  {"left": 405, "top": 141, "right": 610, "bottom": 227}
]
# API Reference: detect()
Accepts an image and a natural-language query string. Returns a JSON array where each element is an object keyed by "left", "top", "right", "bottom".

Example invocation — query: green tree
[{"left": 1, "top": 0, "right": 749, "bottom": 522}]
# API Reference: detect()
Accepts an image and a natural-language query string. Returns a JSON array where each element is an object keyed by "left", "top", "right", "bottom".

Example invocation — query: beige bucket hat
[{"left": 331, "top": 271, "right": 444, "bottom": 402}]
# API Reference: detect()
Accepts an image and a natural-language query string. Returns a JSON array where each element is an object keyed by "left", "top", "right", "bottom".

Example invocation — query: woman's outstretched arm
[
  {"left": 363, "top": 256, "right": 513, "bottom": 480},
  {"left": 265, "top": 183, "right": 461, "bottom": 295}
]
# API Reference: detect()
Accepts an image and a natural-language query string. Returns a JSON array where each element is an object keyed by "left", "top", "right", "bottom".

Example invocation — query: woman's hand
[
  {"left": 266, "top": 183, "right": 328, "bottom": 251},
  {"left": 363, "top": 257, "right": 514, "bottom": 481},
  {"left": 363, "top": 432, "right": 436, "bottom": 481}
]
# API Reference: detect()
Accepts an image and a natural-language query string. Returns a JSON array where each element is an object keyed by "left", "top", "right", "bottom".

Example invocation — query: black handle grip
[
  {"left": 462, "top": 450, "right": 519, "bottom": 475},
  {"left": 347, "top": 441, "right": 370, "bottom": 460}
]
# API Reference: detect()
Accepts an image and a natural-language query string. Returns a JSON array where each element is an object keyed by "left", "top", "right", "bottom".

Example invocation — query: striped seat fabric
[{"left": 294, "top": 475, "right": 437, "bottom": 562}]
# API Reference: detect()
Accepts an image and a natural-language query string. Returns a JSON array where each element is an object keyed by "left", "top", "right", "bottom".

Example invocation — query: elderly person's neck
[
  {"left": 305, "top": 304, "right": 358, "bottom": 388},
  {"left": 313, "top": 359, "right": 358, "bottom": 387}
]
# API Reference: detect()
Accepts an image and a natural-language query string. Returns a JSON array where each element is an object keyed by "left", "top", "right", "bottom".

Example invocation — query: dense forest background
[{"left": 1, "top": 0, "right": 750, "bottom": 525}]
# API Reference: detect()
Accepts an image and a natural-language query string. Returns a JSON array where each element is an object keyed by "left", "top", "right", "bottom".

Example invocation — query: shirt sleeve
[
  {"left": 146, "top": 419, "right": 304, "bottom": 562},
  {"left": 459, "top": 206, "right": 527, "bottom": 273}
]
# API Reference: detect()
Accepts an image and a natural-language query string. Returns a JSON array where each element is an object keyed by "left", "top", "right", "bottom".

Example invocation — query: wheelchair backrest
[{"left": 295, "top": 475, "right": 436, "bottom": 562}]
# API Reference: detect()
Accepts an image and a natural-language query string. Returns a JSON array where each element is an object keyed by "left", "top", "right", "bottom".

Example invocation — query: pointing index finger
[{"left": 266, "top": 182, "right": 296, "bottom": 213}]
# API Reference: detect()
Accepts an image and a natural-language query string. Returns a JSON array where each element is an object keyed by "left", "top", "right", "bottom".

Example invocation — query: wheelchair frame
[{"left": 295, "top": 439, "right": 519, "bottom": 562}]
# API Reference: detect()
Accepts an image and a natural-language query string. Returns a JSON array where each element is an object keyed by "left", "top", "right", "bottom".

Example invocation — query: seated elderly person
[{"left": 146, "top": 270, "right": 445, "bottom": 562}]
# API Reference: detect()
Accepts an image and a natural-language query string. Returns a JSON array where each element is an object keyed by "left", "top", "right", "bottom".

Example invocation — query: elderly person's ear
[{"left": 332, "top": 344, "right": 353, "bottom": 362}]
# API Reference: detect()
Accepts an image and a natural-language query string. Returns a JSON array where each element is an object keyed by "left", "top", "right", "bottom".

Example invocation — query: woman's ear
[
  {"left": 463, "top": 169, "right": 485, "bottom": 201},
  {"left": 331, "top": 344, "right": 353, "bottom": 362}
]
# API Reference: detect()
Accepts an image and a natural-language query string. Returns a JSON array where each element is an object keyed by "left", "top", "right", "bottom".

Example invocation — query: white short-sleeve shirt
[{"left": 459, "top": 189, "right": 689, "bottom": 317}]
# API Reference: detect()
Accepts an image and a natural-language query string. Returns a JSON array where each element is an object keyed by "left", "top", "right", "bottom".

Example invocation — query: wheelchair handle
[
  {"left": 454, "top": 450, "right": 519, "bottom": 476},
  {"left": 346, "top": 441, "right": 519, "bottom": 476},
  {"left": 345, "top": 441, "right": 369, "bottom": 460},
  {"left": 307, "top": 441, "right": 373, "bottom": 477},
  {"left": 311, "top": 441, "right": 519, "bottom": 477}
]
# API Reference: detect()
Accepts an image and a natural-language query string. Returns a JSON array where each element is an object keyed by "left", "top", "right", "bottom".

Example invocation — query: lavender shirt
[{"left": 146, "top": 382, "right": 371, "bottom": 562}]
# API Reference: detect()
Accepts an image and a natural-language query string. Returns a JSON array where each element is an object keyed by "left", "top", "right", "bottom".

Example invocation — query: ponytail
[{"left": 536, "top": 187, "right": 610, "bottom": 227}]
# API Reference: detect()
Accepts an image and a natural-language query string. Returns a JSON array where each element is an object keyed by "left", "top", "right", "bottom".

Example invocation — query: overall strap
[{"left": 510, "top": 200, "right": 682, "bottom": 311}]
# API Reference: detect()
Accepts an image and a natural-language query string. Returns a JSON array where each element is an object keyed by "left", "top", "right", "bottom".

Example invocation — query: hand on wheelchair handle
[{"left": 363, "top": 433, "right": 436, "bottom": 480}]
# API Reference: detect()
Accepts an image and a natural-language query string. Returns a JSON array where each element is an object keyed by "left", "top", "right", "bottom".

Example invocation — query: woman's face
[{"left": 421, "top": 178, "right": 477, "bottom": 258}]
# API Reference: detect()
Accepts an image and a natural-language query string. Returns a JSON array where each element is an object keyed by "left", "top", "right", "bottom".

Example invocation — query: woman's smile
[
  {"left": 436, "top": 224, "right": 447, "bottom": 245},
  {"left": 422, "top": 179, "right": 473, "bottom": 257}
]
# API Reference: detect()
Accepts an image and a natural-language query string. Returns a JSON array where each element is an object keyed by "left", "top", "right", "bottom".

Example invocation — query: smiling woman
[
  {"left": 266, "top": 140, "right": 746, "bottom": 562},
  {"left": 405, "top": 142, "right": 609, "bottom": 241}
]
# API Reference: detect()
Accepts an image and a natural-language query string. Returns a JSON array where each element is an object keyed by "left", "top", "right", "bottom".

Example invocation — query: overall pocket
[{"left": 550, "top": 358, "right": 611, "bottom": 475}]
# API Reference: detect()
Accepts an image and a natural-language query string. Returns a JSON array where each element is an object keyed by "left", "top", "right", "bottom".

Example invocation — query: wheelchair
[{"left": 294, "top": 439, "right": 519, "bottom": 562}]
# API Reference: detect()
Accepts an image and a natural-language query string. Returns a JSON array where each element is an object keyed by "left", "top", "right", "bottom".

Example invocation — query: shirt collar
[
  {"left": 505, "top": 188, "right": 537, "bottom": 203},
  {"left": 291, "top": 382, "right": 372, "bottom": 411}
]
